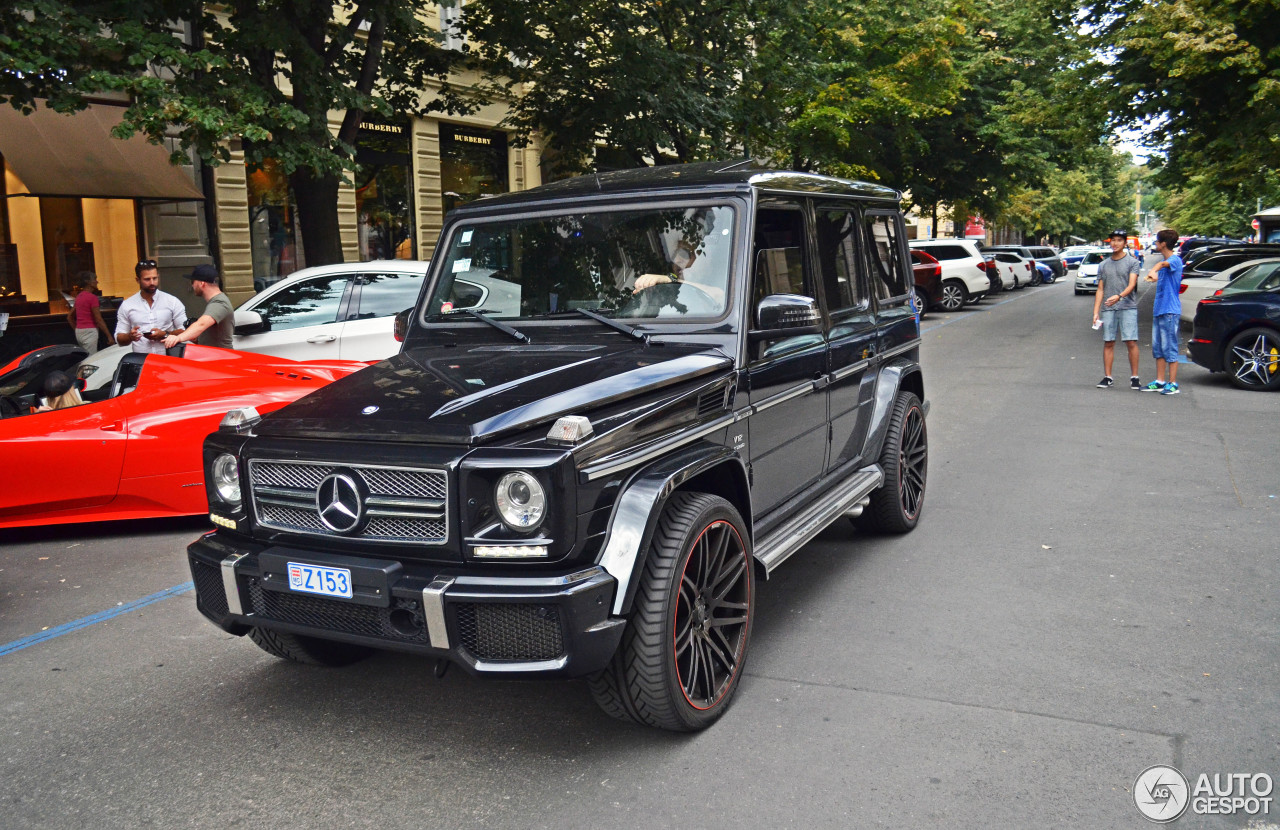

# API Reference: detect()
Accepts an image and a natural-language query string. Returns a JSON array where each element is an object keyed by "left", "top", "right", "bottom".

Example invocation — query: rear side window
[
  {"left": 865, "top": 214, "right": 907, "bottom": 299},
  {"left": 350, "top": 272, "right": 425, "bottom": 320},
  {"left": 1034, "top": 248, "right": 1055, "bottom": 259},
  {"left": 815, "top": 207, "right": 867, "bottom": 317},
  {"left": 924, "top": 245, "right": 971, "bottom": 261}
]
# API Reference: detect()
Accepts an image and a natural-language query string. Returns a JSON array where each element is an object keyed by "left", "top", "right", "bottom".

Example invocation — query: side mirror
[
  {"left": 233, "top": 309, "right": 268, "bottom": 336},
  {"left": 393, "top": 306, "right": 413, "bottom": 342},
  {"left": 749, "top": 294, "right": 822, "bottom": 342}
]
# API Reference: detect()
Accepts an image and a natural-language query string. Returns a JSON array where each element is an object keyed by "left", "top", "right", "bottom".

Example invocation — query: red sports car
[{"left": 0, "top": 344, "right": 368, "bottom": 529}]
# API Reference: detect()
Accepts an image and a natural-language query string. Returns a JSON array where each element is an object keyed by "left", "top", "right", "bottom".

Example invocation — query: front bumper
[
  {"left": 188, "top": 532, "right": 625, "bottom": 678},
  {"left": 1075, "top": 275, "right": 1099, "bottom": 290}
]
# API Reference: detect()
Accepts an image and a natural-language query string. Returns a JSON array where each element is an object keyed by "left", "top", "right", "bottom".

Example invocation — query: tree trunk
[{"left": 289, "top": 169, "right": 345, "bottom": 266}]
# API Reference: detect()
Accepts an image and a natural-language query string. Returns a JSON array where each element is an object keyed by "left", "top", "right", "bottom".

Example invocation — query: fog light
[{"left": 473, "top": 545, "right": 550, "bottom": 559}]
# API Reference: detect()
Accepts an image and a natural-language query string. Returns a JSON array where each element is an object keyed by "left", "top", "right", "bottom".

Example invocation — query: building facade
[{"left": 0, "top": 11, "right": 541, "bottom": 359}]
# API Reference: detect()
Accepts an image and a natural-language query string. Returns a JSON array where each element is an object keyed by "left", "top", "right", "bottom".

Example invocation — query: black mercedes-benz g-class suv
[{"left": 188, "top": 160, "right": 928, "bottom": 731}]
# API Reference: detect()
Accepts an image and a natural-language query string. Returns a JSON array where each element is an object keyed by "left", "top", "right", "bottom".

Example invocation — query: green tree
[
  {"left": 0, "top": 0, "right": 463, "bottom": 265},
  {"left": 1095, "top": 0, "right": 1280, "bottom": 199},
  {"left": 457, "top": 0, "right": 767, "bottom": 170}
]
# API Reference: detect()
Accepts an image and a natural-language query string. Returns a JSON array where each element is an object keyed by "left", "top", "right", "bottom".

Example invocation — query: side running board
[{"left": 754, "top": 465, "right": 884, "bottom": 574}]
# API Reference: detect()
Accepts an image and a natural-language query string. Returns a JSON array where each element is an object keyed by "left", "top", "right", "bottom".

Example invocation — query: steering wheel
[
  {"left": 616, "top": 280, "right": 721, "bottom": 319},
  {"left": 0, "top": 395, "right": 22, "bottom": 418}
]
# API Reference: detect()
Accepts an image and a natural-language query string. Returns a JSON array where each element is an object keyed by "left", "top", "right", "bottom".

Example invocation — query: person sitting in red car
[{"left": 35, "top": 371, "right": 84, "bottom": 413}]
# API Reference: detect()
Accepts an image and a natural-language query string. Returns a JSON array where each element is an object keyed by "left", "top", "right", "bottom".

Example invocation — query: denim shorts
[
  {"left": 1100, "top": 307, "right": 1138, "bottom": 342},
  {"left": 1152, "top": 313, "right": 1180, "bottom": 361}
]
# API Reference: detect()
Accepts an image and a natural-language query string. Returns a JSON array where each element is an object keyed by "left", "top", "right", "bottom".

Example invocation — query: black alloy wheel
[
  {"left": 1225, "top": 327, "right": 1280, "bottom": 390},
  {"left": 589, "top": 492, "right": 754, "bottom": 731},
  {"left": 939, "top": 280, "right": 967, "bottom": 312},
  {"left": 860, "top": 390, "right": 928, "bottom": 533}
]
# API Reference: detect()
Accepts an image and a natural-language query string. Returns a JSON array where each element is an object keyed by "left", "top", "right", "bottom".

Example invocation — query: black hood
[{"left": 256, "top": 340, "right": 732, "bottom": 444}]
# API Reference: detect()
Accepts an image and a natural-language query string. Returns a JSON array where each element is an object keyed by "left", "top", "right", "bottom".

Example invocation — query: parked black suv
[{"left": 187, "top": 161, "right": 929, "bottom": 731}]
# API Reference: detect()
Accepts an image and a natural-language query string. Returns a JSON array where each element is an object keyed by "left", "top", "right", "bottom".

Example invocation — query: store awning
[{"left": 0, "top": 103, "right": 205, "bottom": 201}]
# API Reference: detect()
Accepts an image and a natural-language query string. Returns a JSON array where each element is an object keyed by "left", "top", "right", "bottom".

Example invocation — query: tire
[
  {"left": 860, "top": 391, "right": 927, "bottom": 533},
  {"left": 1029, "top": 271, "right": 1042, "bottom": 286},
  {"left": 938, "top": 280, "right": 967, "bottom": 311},
  {"left": 589, "top": 492, "right": 754, "bottom": 731},
  {"left": 249, "top": 626, "right": 374, "bottom": 667},
  {"left": 1224, "top": 327, "right": 1280, "bottom": 391},
  {"left": 913, "top": 286, "right": 929, "bottom": 319},
  {"left": 1013, "top": 275, "right": 1022, "bottom": 290}
]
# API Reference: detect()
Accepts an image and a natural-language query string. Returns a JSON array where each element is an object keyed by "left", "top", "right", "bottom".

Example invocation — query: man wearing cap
[
  {"left": 115, "top": 260, "right": 188, "bottom": 354},
  {"left": 164, "top": 264, "right": 234, "bottom": 350},
  {"left": 1091, "top": 230, "right": 1142, "bottom": 389}
]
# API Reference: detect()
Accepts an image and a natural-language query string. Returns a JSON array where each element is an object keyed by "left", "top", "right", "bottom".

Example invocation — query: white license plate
[{"left": 287, "top": 562, "right": 353, "bottom": 599}]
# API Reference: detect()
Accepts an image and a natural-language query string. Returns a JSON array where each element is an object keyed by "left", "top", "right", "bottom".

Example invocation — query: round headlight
[
  {"left": 494, "top": 471, "right": 545, "bottom": 530},
  {"left": 212, "top": 454, "right": 242, "bottom": 504}
]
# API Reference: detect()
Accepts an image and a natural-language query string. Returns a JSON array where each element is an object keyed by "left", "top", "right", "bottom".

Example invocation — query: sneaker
[
  {"left": 1160, "top": 382, "right": 1180, "bottom": 396},
  {"left": 1096, "top": 376, "right": 1114, "bottom": 388},
  {"left": 1142, "top": 381, "right": 1166, "bottom": 392},
  {"left": 1130, "top": 376, "right": 1142, "bottom": 390}
]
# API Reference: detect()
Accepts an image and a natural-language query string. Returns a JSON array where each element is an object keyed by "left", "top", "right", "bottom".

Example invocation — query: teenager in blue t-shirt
[{"left": 1143, "top": 229, "right": 1184, "bottom": 395}]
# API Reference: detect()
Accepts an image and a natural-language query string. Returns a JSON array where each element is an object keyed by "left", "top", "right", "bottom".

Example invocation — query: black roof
[{"left": 454, "top": 160, "right": 900, "bottom": 213}]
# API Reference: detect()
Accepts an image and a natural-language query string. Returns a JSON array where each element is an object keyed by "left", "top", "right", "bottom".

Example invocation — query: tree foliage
[
  {"left": 1093, "top": 0, "right": 1280, "bottom": 233},
  {"left": 0, "top": 0, "right": 463, "bottom": 265}
]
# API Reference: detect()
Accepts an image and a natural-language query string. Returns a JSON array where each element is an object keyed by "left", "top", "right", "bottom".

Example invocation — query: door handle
[
  {"left": 99, "top": 420, "right": 123, "bottom": 432},
  {"left": 307, "top": 335, "right": 337, "bottom": 343}
]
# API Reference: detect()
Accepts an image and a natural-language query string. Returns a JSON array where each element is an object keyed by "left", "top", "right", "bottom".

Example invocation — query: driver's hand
[{"left": 633, "top": 273, "right": 674, "bottom": 294}]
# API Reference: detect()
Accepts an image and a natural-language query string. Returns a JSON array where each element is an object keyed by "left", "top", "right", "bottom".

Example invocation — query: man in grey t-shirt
[
  {"left": 1091, "top": 230, "right": 1141, "bottom": 389},
  {"left": 164, "top": 264, "right": 235, "bottom": 350}
]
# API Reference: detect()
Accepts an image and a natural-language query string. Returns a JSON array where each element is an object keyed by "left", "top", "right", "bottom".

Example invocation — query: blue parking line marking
[{"left": 0, "top": 581, "right": 194, "bottom": 658}]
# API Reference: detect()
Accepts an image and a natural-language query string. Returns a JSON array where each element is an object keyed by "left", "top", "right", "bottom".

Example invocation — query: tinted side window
[
  {"left": 351, "top": 272, "right": 425, "bottom": 320},
  {"left": 1201, "top": 254, "right": 1249, "bottom": 273},
  {"left": 815, "top": 207, "right": 866, "bottom": 318},
  {"left": 927, "top": 245, "right": 970, "bottom": 261},
  {"left": 1034, "top": 248, "right": 1055, "bottom": 259},
  {"left": 752, "top": 207, "right": 810, "bottom": 305},
  {"left": 254, "top": 275, "right": 349, "bottom": 331},
  {"left": 865, "top": 214, "right": 907, "bottom": 299}
]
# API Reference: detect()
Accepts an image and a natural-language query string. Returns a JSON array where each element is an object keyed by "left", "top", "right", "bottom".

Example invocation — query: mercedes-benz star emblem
[
  {"left": 316, "top": 473, "right": 364, "bottom": 533},
  {"left": 362, "top": 405, "right": 379, "bottom": 415}
]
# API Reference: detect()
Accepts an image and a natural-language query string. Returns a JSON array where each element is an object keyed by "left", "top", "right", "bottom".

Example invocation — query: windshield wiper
[
  {"left": 570, "top": 308, "right": 649, "bottom": 343},
  {"left": 455, "top": 308, "right": 530, "bottom": 343}
]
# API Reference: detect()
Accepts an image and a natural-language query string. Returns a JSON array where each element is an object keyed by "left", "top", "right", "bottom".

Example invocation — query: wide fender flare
[
  {"left": 861, "top": 358, "right": 927, "bottom": 464},
  {"left": 596, "top": 442, "right": 748, "bottom": 616}
]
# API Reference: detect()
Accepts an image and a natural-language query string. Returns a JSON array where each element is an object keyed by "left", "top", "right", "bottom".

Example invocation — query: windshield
[
  {"left": 1082, "top": 252, "right": 1107, "bottom": 265},
  {"left": 1225, "top": 260, "right": 1280, "bottom": 293},
  {"left": 425, "top": 205, "right": 735, "bottom": 321}
]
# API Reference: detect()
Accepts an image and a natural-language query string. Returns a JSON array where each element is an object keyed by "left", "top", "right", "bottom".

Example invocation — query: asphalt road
[{"left": 2, "top": 279, "right": 1276, "bottom": 829}]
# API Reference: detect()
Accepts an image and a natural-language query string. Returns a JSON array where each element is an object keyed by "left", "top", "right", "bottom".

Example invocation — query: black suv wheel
[
  {"left": 860, "top": 391, "right": 928, "bottom": 533},
  {"left": 589, "top": 492, "right": 754, "bottom": 731}
]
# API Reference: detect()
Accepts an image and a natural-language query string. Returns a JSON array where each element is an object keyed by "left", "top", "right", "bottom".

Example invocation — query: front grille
[
  {"left": 191, "top": 558, "right": 228, "bottom": 617},
  {"left": 248, "top": 460, "right": 448, "bottom": 544},
  {"left": 455, "top": 602, "right": 564, "bottom": 662},
  {"left": 246, "top": 581, "right": 430, "bottom": 642}
]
